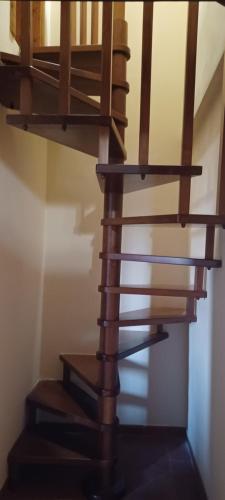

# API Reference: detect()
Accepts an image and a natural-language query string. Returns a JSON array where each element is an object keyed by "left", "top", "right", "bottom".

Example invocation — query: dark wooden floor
[{"left": 0, "top": 428, "right": 207, "bottom": 500}]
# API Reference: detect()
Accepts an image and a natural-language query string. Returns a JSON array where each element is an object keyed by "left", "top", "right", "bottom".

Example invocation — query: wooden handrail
[
  {"left": 91, "top": 2, "right": 99, "bottom": 45},
  {"left": 59, "top": 1, "right": 71, "bottom": 114},
  {"left": 80, "top": 1, "right": 87, "bottom": 45},
  {"left": 139, "top": 2, "right": 154, "bottom": 165},
  {"left": 20, "top": 1, "right": 33, "bottom": 114},
  {"left": 179, "top": 1, "right": 199, "bottom": 214}
]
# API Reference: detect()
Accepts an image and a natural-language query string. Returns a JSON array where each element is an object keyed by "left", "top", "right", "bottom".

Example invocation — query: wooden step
[
  {"left": 60, "top": 354, "right": 120, "bottom": 397},
  {"left": 8, "top": 430, "right": 99, "bottom": 468},
  {"left": 97, "top": 330, "right": 169, "bottom": 360},
  {"left": 102, "top": 213, "right": 225, "bottom": 227},
  {"left": 6, "top": 114, "right": 126, "bottom": 160},
  {"left": 100, "top": 252, "right": 222, "bottom": 269},
  {"left": 98, "top": 307, "right": 197, "bottom": 328},
  {"left": 96, "top": 164, "right": 202, "bottom": 192},
  {"left": 99, "top": 284, "right": 207, "bottom": 299},
  {"left": 0, "top": 65, "right": 127, "bottom": 127},
  {"left": 27, "top": 381, "right": 98, "bottom": 430}
]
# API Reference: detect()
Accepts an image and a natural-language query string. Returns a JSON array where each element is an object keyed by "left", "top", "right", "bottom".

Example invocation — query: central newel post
[{"left": 94, "top": 2, "right": 128, "bottom": 498}]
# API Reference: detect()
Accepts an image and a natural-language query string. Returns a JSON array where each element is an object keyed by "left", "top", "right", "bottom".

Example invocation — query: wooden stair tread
[
  {"left": 98, "top": 307, "right": 197, "bottom": 327},
  {"left": 99, "top": 284, "right": 207, "bottom": 298},
  {"left": 60, "top": 354, "right": 104, "bottom": 396},
  {"left": 0, "top": 65, "right": 127, "bottom": 127},
  {"left": 27, "top": 381, "right": 98, "bottom": 430},
  {"left": 100, "top": 252, "right": 222, "bottom": 269},
  {"left": 96, "top": 164, "right": 202, "bottom": 192},
  {"left": 102, "top": 213, "right": 225, "bottom": 227},
  {"left": 8, "top": 430, "right": 96, "bottom": 466},
  {"left": 6, "top": 114, "right": 126, "bottom": 160},
  {"left": 97, "top": 330, "right": 169, "bottom": 360}
]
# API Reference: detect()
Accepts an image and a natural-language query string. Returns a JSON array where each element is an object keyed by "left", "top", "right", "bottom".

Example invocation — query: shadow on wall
[
  {"left": 0, "top": 106, "right": 46, "bottom": 487},
  {"left": 40, "top": 142, "right": 103, "bottom": 378},
  {"left": 188, "top": 58, "right": 224, "bottom": 499}
]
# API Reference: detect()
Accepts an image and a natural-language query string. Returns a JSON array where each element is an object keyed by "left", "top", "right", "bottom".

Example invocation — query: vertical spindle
[
  {"left": 59, "top": 1, "right": 71, "bottom": 114},
  {"left": 20, "top": 1, "right": 33, "bottom": 114},
  {"left": 217, "top": 56, "right": 225, "bottom": 215},
  {"left": 91, "top": 2, "right": 99, "bottom": 45},
  {"left": 179, "top": 2, "right": 199, "bottom": 214},
  {"left": 99, "top": 2, "right": 113, "bottom": 163},
  {"left": 139, "top": 2, "right": 154, "bottom": 165},
  {"left": 80, "top": 1, "right": 87, "bottom": 45}
]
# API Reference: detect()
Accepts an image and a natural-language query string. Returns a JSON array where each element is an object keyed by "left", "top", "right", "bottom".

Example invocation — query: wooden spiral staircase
[{"left": 1, "top": 1, "right": 225, "bottom": 499}]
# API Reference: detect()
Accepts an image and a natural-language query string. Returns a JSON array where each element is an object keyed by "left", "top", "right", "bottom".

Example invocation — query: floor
[{"left": 0, "top": 429, "right": 207, "bottom": 500}]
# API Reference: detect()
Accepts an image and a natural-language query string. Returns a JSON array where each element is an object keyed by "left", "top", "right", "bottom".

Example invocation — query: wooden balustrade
[
  {"left": 99, "top": 2, "right": 113, "bottom": 163},
  {"left": 59, "top": 1, "right": 71, "bottom": 114}
]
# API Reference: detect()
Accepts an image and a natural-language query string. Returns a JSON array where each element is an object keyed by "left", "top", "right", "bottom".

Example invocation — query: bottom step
[{"left": 8, "top": 430, "right": 99, "bottom": 468}]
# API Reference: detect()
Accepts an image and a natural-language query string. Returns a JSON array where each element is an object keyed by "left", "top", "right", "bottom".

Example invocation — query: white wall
[
  {"left": 41, "top": 2, "right": 189, "bottom": 427},
  {"left": 188, "top": 3, "right": 225, "bottom": 497},
  {"left": 0, "top": 1, "right": 47, "bottom": 488}
]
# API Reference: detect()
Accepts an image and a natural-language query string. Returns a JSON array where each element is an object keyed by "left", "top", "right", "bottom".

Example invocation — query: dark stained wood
[
  {"left": 99, "top": 284, "right": 207, "bottom": 299},
  {"left": 179, "top": 2, "right": 199, "bottom": 214},
  {"left": 139, "top": 2, "right": 153, "bottom": 164},
  {"left": 100, "top": 252, "right": 222, "bottom": 269},
  {"left": 8, "top": 430, "right": 96, "bottom": 467},
  {"left": 59, "top": 354, "right": 119, "bottom": 397},
  {"left": 80, "top": 1, "right": 87, "bottom": 45},
  {"left": 59, "top": 1, "right": 71, "bottom": 114},
  {"left": 97, "top": 164, "right": 202, "bottom": 176},
  {"left": 194, "top": 267, "right": 205, "bottom": 292},
  {"left": 101, "top": 213, "right": 225, "bottom": 227},
  {"left": 98, "top": 307, "right": 197, "bottom": 328},
  {"left": 0, "top": 64, "right": 128, "bottom": 127},
  {"left": 20, "top": 1, "right": 32, "bottom": 114},
  {"left": 91, "top": 2, "right": 99, "bottom": 45},
  {"left": 97, "top": 330, "right": 169, "bottom": 361},
  {"left": 217, "top": 56, "right": 225, "bottom": 215},
  {"left": 27, "top": 381, "right": 98, "bottom": 430},
  {"left": 99, "top": 2, "right": 113, "bottom": 163},
  {"left": 6, "top": 114, "right": 126, "bottom": 160},
  {"left": 205, "top": 225, "right": 215, "bottom": 260}
]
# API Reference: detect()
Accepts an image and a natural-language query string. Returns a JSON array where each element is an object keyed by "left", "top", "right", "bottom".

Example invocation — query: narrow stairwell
[{"left": 0, "top": 1, "right": 225, "bottom": 499}]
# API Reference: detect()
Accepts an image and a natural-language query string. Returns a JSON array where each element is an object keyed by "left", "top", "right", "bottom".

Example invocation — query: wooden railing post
[
  {"left": 99, "top": 2, "right": 113, "bottom": 163},
  {"left": 179, "top": 2, "right": 199, "bottom": 214},
  {"left": 217, "top": 55, "right": 225, "bottom": 215},
  {"left": 59, "top": 1, "right": 71, "bottom": 114},
  {"left": 91, "top": 2, "right": 99, "bottom": 45},
  {"left": 20, "top": 1, "right": 33, "bottom": 114},
  {"left": 80, "top": 1, "right": 87, "bottom": 45},
  {"left": 139, "top": 2, "right": 154, "bottom": 165}
]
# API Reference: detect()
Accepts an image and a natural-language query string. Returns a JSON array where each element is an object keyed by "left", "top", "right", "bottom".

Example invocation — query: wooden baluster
[
  {"left": 71, "top": 1, "right": 77, "bottom": 46},
  {"left": 91, "top": 2, "right": 99, "bottom": 45},
  {"left": 139, "top": 2, "right": 154, "bottom": 165},
  {"left": 99, "top": 2, "right": 113, "bottom": 163},
  {"left": 59, "top": 1, "right": 71, "bottom": 114},
  {"left": 217, "top": 56, "right": 225, "bottom": 215},
  {"left": 205, "top": 225, "right": 215, "bottom": 260},
  {"left": 20, "top": 1, "right": 33, "bottom": 114},
  {"left": 80, "top": 1, "right": 87, "bottom": 45},
  {"left": 194, "top": 267, "right": 204, "bottom": 292},
  {"left": 179, "top": 2, "right": 199, "bottom": 214},
  {"left": 112, "top": 2, "right": 127, "bottom": 140}
]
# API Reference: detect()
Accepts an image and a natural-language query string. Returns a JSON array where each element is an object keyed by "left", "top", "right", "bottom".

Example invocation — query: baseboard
[{"left": 186, "top": 434, "right": 208, "bottom": 500}]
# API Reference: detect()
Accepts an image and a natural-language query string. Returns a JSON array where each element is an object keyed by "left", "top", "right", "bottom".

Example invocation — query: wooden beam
[
  {"left": 59, "top": 1, "right": 71, "bottom": 114},
  {"left": 80, "top": 1, "right": 87, "bottom": 45},
  {"left": 179, "top": 2, "right": 199, "bottom": 214},
  {"left": 139, "top": 2, "right": 154, "bottom": 164}
]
